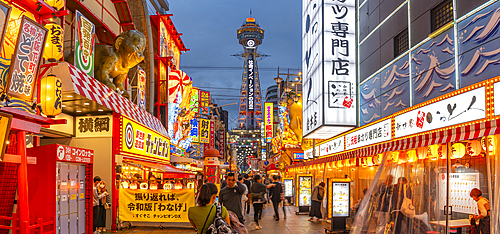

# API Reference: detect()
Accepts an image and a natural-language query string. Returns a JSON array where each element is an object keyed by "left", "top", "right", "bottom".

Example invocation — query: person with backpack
[
  {"left": 269, "top": 175, "right": 283, "bottom": 221},
  {"left": 249, "top": 174, "right": 277, "bottom": 230},
  {"left": 308, "top": 182, "right": 325, "bottom": 221},
  {"left": 188, "top": 183, "right": 231, "bottom": 234}
]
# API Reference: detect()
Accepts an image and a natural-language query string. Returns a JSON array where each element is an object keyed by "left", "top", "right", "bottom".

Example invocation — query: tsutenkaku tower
[{"left": 235, "top": 17, "right": 266, "bottom": 130}]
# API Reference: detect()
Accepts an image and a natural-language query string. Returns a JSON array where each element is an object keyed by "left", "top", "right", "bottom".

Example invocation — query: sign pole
[{"left": 17, "top": 130, "right": 29, "bottom": 234}]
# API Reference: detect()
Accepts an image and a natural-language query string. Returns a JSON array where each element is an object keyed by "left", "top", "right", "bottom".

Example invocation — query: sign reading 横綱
[
  {"left": 265, "top": 102, "right": 273, "bottom": 142},
  {"left": 55, "top": 144, "right": 93, "bottom": 164},
  {"left": 199, "top": 119, "right": 210, "bottom": 143},
  {"left": 218, "top": 130, "right": 225, "bottom": 158},
  {"left": 137, "top": 67, "right": 146, "bottom": 109},
  {"left": 247, "top": 56, "right": 255, "bottom": 110},
  {"left": 395, "top": 87, "right": 485, "bottom": 138},
  {"left": 200, "top": 90, "right": 210, "bottom": 115},
  {"left": 119, "top": 189, "right": 195, "bottom": 223},
  {"left": 6, "top": 16, "right": 48, "bottom": 102},
  {"left": 302, "top": 0, "right": 357, "bottom": 139},
  {"left": 189, "top": 118, "right": 199, "bottom": 143},
  {"left": 121, "top": 115, "right": 170, "bottom": 162},
  {"left": 346, "top": 119, "right": 391, "bottom": 150},
  {"left": 74, "top": 11, "right": 95, "bottom": 76},
  {"left": 319, "top": 137, "right": 344, "bottom": 156},
  {"left": 76, "top": 115, "right": 112, "bottom": 138}
]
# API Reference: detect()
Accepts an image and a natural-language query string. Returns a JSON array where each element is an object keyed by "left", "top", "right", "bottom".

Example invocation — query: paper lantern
[
  {"left": 373, "top": 154, "right": 383, "bottom": 165},
  {"left": 398, "top": 151, "right": 408, "bottom": 164},
  {"left": 350, "top": 158, "right": 357, "bottom": 167},
  {"left": 391, "top": 151, "right": 399, "bottom": 163},
  {"left": 428, "top": 145, "right": 439, "bottom": 160},
  {"left": 121, "top": 181, "right": 129, "bottom": 189},
  {"left": 149, "top": 183, "right": 158, "bottom": 190},
  {"left": 344, "top": 159, "right": 350, "bottom": 167},
  {"left": 187, "top": 182, "right": 195, "bottom": 189},
  {"left": 140, "top": 182, "right": 148, "bottom": 189},
  {"left": 174, "top": 182, "right": 183, "bottom": 190},
  {"left": 451, "top": 143, "right": 466, "bottom": 159},
  {"left": 337, "top": 160, "right": 343, "bottom": 168},
  {"left": 438, "top": 145, "right": 448, "bottom": 159},
  {"left": 481, "top": 136, "right": 495, "bottom": 153},
  {"left": 40, "top": 75, "right": 62, "bottom": 117},
  {"left": 366, "top": 157, "right": 373, "bottom": 167},
  {"left": 44, "top": 0, "right": 65, "bottom": 10},
  {"left": 163, "top": 182, "right": 173, "bottom": 190},
  {"left": 416, "top": 147, "right": 428, "bottom": 160},
  {"left": 407, "top": 150, "right": 417, "bottom": 163},
  {"left": 43, "top": 22, "right": 64, "bottom": 62},
  {"left": 467, "top": 140, "right": 482, "bottom": 156},
  {"left": 129, "top": 183, "right": 138, "bottom": 190}
]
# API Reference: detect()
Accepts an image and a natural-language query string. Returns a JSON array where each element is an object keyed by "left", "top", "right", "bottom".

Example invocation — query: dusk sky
[{"left": 168, "top": 1, "right": 302, "bottom": 129}]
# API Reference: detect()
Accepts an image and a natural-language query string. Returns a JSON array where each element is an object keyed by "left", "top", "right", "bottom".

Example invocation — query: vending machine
[
  {"left": 296, "top": 175, "right": 312, "bottom": 214},
  {"left": 28, "top": 144, "right": 94, "bottom": 234}
]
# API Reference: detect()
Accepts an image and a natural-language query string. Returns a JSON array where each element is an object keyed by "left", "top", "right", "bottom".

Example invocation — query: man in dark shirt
[
  {"left": 219, "top": 172, "right": 246, "bottom": 224},
  {"left": 269, "top": 175, "right": 283, "bottom": 221},
  {"left": 243, "top": 174, "right": 252, "bottom": 215},
  {"left": 249, "top": 174, "right": 276, "bottom": 230}
]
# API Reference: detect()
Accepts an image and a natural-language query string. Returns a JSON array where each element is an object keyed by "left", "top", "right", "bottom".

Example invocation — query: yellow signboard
[
  {"left": 121, "top": 115, "right": 170, "bottom": 162},
  {"left": 119, "top": 189, "right": 195, "bottom": 223},
  {"left": 0, "top": 112, "right": 12, "bottom": 161},
  {"left": 199, "top": 119, "right": 210, "bottom": 144}
]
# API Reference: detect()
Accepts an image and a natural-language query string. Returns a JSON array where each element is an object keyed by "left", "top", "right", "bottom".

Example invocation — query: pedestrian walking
[
  {"left": 93, "top": 176, "right": 108, "bottom": 233},
  {"left": 188, "top": 183, "right": 230, "bottom": 234},
  {"left": 308, "top": 182, "right": 325, "bottom": 222},
  {"left": 249, "top": 174, "right": 277, "bottom": 230},
  {"left": 243, "top": 174, "right": 252, "bottom": 215},
  {"left": 391, "top": 177, "right": 412, "bottom": 233},
  {"left": 219, "top": 172, "right": 246, "bottom": 224},
  {"left": 263, "top": 174, "right": 271, "bottom": 203},
  {"left": 278, "top": 176, "right": 287, "bottom": 219},
  {"left": 269, "top": 175, "right": 283, "bottom": 221},
  {"left": 238, "top": 176, "right": 249, "bottom": 218},
  {"left": 471, "top": 188, "right": 490, "bottom": 234}
]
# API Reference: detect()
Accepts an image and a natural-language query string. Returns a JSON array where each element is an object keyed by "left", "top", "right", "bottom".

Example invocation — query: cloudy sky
[{"left": 168, "top": 1, "right": 302, "bottom": 129}]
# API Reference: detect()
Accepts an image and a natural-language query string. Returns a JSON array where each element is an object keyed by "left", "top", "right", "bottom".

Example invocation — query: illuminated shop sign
[
  {"left": 302, "top": 0, "right": 357, "bottom": 139},
  {"left": 137, "top": 67, "right": 146, "bottom": 109},
  {"left": 121, "top": 115, "right": 170, "bottom": 162},
  {"left": 293, "top": 152, "right": 304, "bottom": 160},
  {"left": 319, "top": 137, "right": 344, "bottom": 156},
  {"left": 247, "top": 56, "right": 255, "bottom": 110},
  {"left": 200, "top": 90, "right": 210, "bottom": 115},
  {"left": 304, "top": 148, "right": 313, "bottom": 159},
  {"left": 265, "top": 102, "right": 273, "bottom": 142},
  {"left": 346, "top": 119, "right": 391, "bottom": 150},
  {"left": 74, "top": 11, "right": 95, "bottom": 77},
  {"left": 199, "top": 119, "right": 210, "bottom": 144},
  {"left": 395, "top": 87, "right": 485, "bottom": 138}
]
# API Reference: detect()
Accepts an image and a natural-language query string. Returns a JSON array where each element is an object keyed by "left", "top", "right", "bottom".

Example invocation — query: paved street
[{"left": 114, "top": 204, "right": 330, "bottom": 234}]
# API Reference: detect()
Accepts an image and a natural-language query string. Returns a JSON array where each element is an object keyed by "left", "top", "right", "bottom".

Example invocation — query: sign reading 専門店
[
  {"left": 302, "top": 0, "right": 357, "bottom": 139},
  {"left": 395, "top": 87, "right": 486, "bottom": 138},
  {"left": 346, "top": 119, "right": 391, "bottom": 150},
  {"left": 121, "top": 115, "right": 170, "bottom": 162},
  {"left": 119, "top": 189, "right": 195, "bottom": 222},
  {"left": 6, "top": 16, "right": 48, "bottom": 102},
  {"left": 74, "top": 10, "right": 95, "bottom": 77}
]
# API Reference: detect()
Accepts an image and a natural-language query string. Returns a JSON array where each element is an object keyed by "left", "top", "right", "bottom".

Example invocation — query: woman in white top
[{"left": 470, "top": 188, "right": 490, "bottom": 234}]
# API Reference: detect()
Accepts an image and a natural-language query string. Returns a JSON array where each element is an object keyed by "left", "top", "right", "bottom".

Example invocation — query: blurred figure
[
  {"left": 471, "top": 188, "right": 490, "bottom": 234},
  {"left": 249, "top": 174, "right": 276, "bottom": 230},
  {"left": 93, "top": 176, "right": 108, "bottom": 233},
  {"left": 367, "top": 175, "right": 393, "bottom": 234},
  {"left": 308, "top": 182, "right": 325, "bottom": 221},
  {"left": 391, "top": 177, "right": 411, "bottom": 233},
  {"left": 238, "top": 176, "right": 249, "bottom": 218},
  {"left": 270, "top": 175, "right": 283, "bottom": 221},
  {"left": 243, "top": 174, "right": 252, "bottom": 215}
]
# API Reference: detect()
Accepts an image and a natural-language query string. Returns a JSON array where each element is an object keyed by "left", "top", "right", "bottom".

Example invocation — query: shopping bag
[{"left": 400, "top": 184, "right": 415, "bottom": 218}]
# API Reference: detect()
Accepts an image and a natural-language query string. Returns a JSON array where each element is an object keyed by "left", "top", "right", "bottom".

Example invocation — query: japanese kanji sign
[
  {"left": 6, "top": 16, "right": 48, "bottom": 102},
  {"left": 209, "top": 120, "right": 215, "bottom": 148},
  {"left": 199, "top": 119, "right": 210, "bottom": 144},
  {"left": 200, "top": 90, "right": 210, "bottom": 115},
  {"left": 76, "top": 115, "right": 113, "bottom": 138},
  {"left": 265, "top": 102, "right": 273, "bottom": 142},
  {"left": 137, "top": 66, "right": 146, "bottom": 109},
  {"left": 121, "top": 115, "right": 170, "bottom": 162},
  {"left": 189, "top": 118, "right": 199, "bottom": 143},
  {"left": 218, "top": 130, "right": 225, "bottom": 158},
  {"left": 119, "top": 189, "right": 195, "bottom": 223},
  {"left": 247, "top": 56, "right": 255, "bottom": 110},
  {"left": 302, "top": 0, "right": 357, "bottom": 138},
  {"left": 190, "top": 88, "right": 199, "bottom": 113},
  {"left": 346, "top": 119, "right": 391, "bottom": 150},
  {"left": 74, "top": 10, "right": 95, "bottom": 76},
  {"left": 55, "top": 144, "right": 93, "bottom": 164}
]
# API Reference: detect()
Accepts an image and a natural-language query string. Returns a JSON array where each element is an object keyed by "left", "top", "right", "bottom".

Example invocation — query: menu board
[
  {"left": 284, "top": 179, "right": 293, "bottom": 197},
  {"left": 439, "top": 173, "right": 479, "bottom": 214},
  {"left": 331, "top": 182, "right": 350, "bottom": 217},
  {"left": 298, "top": 176, "right": 312, "bottom": 206}
]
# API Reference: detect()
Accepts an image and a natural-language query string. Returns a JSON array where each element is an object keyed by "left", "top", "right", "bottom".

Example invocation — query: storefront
[{"left": 287, "top": 76, "right": 500, "bottom": 233}]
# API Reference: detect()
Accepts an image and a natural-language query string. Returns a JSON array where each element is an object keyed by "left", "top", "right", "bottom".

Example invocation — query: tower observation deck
[{"left": 234, "top": 17, "right": 267, "bottom": 130}]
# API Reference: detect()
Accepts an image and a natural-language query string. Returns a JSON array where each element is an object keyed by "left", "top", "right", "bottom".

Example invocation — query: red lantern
[{"left": 467, "top": 140, "right": 482, "bottom": 157}]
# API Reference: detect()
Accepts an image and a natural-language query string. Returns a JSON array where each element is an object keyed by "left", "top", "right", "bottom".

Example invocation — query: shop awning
[
  {"left": 48, "top": 62, "right": 168, "bottom": 136},
  {"left": 170, "top": 155, "right": 202, "bottom": 165},
  {"left": 289, "top": 118, "right": 500, "bottom": 168},
  {"left": 130, "top": 160, "right": 195, "bottom": 178}
]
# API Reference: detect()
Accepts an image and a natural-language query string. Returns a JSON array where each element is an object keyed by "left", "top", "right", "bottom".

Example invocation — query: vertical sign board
[
  {"left": 6, "top": 16, "right": 48, "bottom": 102},
  {"left": 199, "top": 119, "right": 210, "bottom": 144},
  {"left": 0, "top": 2, "right": 11, "bottom": 54},
  {"left": 265, "top": 102, "right": 273, "bottom": 142},
  {"left": 190, "top": 88, "right": 200, "bottom": 113},
  {"left": 330, "top": 182, "right": 350, "bottom": 217},
  {"left": 200, "top": 90, "right": 210, "bottom": 115},
  {"left": 218, "top": 130, "right": 225, "bottom": 158},
  {"left": 302, "top": 0, "right": 357, "bottom": 138},
  {"left": 74, "top": 11, "right": 95, "bottom": 77},
  {"left": 159, "top": 18, "right": 168, "bottom": 57},
  {"left": 189, "top": 118, "right": 199, "bottom": 143},
  {"left": 0, "top": 113, "right": 12, "bottom": 161},
  {"left": 137, "top": 67, "right": 147, "bottom": 109},
  {"left": 247, "top": 56, "right": 255, "bottom": 110},
  {"left": 209, "top": 120, "right": 215, "bottom": 149}
]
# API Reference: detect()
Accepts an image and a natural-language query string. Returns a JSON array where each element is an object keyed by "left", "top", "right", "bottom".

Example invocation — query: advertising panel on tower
[{"left": 302, "top": 0, "right": 357, "bottom": 139}]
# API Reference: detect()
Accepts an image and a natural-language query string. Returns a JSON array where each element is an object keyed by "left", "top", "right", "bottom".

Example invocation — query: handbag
[
  {"left": 104, "top": 202, "right": 111, "bottom": 210},
  {"left": 400, "top": 184, "right": 415, "bottom": 217},
  {"left": 316, "top": 187, "right": 324, "bottom": 200}
]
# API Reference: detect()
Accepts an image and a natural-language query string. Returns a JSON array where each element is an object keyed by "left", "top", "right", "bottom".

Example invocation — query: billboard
[
  {"left": 265, "top": 102, "right": 273, "bottom": 142},
  {"left": 200, "top": 90, "right": 210, "bottom": 115},
  {"left": 199, "top": 119, "right": 210, "bottom": 144},
  {"left": 190, "top": 88, "right": 200, "bottom": 113},
  {"left": 74, "top": 11, "right": 95, "bottom": 77},
  {"left": 302, "top": 0, "right": 357, "bottom": 139},
  {"left": 247, "top": 56, "right": 255, "bottom": 110},
  {"left": 121, "top": 115, "right": 170, "bottom": 162},
  {"left": 137, "top": 67, "right": 146, "bottom": 109},
  {"left": 189, "top": 118, "right": 199, "bottom": 143}
]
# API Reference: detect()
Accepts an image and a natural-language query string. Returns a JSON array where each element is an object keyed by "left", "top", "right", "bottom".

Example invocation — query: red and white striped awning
[{"left": 290, "top": 118, "right": 500, "bottom": 168}]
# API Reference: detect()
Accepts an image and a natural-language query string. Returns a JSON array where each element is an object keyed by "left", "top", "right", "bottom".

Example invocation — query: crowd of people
[{"left": 188, "top": 172, "right": 288, "bottom": 233}]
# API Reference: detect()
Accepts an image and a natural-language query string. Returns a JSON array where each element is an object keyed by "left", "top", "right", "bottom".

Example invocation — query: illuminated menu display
[
  {"left": 298, "top": 176, "right": 312, "bottom": 206},
  {"left": 331, "top": 182, "right": 350, "bottom": 217},
  {"left": 439, "top": 173, "right": 479, "bottom": 214},
  {"left": 284, "top": 179, "right": 293, "bottom": 197}
]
